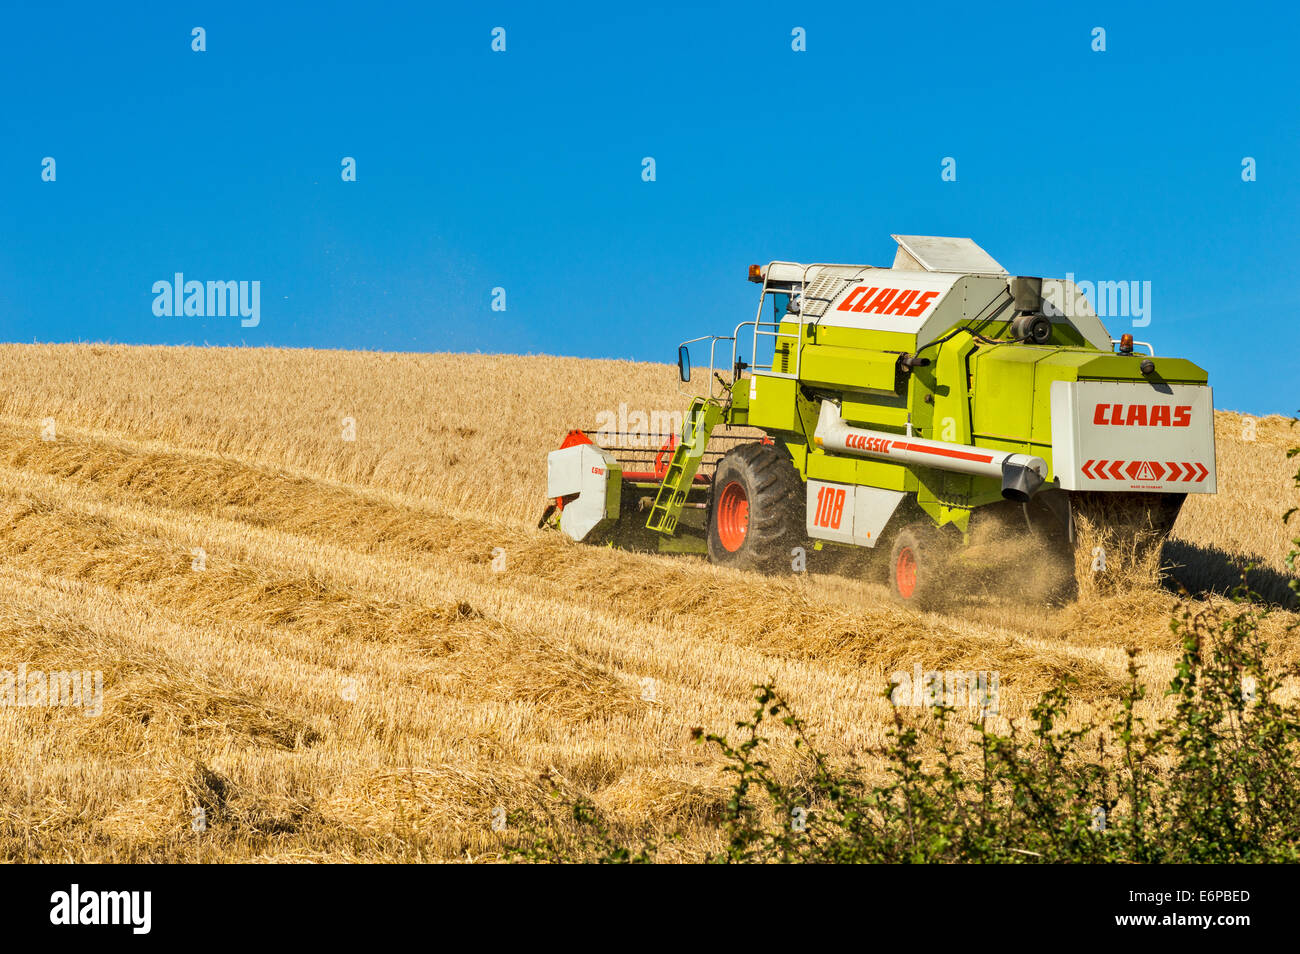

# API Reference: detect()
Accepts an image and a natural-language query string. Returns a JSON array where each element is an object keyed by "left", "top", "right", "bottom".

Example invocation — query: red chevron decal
[{"left": 1082, "top": 458, "right": 1207, "bottom": 486}]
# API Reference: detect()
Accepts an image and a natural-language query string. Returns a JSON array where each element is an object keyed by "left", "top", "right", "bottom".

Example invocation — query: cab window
[{"left": 770, "top": 292, "right": 791, "bottom": 321}]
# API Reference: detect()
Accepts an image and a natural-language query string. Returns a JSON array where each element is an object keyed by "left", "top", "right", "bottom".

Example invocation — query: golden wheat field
[{"left": 0, "top": 342, "right": 1295, "bottom": 862}]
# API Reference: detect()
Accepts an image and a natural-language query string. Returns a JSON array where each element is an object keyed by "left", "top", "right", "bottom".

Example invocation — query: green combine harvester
[{"left": 543, "top": 235, "right": 1216, "bottom": 606}]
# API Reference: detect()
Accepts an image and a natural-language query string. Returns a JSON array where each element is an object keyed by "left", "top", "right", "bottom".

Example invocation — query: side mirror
[{"left": 677, "top": 345, "right": 691, "bottom": 383}]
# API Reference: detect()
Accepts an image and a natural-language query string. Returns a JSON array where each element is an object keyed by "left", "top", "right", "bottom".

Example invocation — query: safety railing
[
  {"left": 733, "top": 317, "right": 802, "bottom": 382},
  {"left": 676, "top": 334, "right": 735, "bottom": 401},
  {"left": 732, "top": 261, "right": 873, "bottom": 385},
  {"left": 679, "top": 261, "right": 878, "bottom": 397}
]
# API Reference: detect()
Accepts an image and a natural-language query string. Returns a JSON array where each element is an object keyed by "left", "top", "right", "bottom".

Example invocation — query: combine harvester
[{"left": 542, "top": 235, "right": 1216, "bottom": 606}]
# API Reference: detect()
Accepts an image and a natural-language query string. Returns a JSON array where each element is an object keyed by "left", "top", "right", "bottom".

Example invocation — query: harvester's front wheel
[
  {"left": 889, "top": 523, "right": 951, "bottom": 610},
  {"left": 706, "top": 443, "right": 803, "bottom": 572}
]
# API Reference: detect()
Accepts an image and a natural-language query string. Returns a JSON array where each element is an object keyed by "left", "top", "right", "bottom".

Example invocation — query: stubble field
[{"left": 0, "top": 343, "right": 1295, "bottom": 862}]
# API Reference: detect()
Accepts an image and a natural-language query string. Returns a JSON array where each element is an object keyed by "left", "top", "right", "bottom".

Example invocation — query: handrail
[
  {"left": 702, "top": 261, "right": 881, "bottom": 396},
  {"left": 739, "top": 261, "right": 874, "bottom": 383},
  {"left": 676, "top": 334, "right": 735, "bottom": 400}
]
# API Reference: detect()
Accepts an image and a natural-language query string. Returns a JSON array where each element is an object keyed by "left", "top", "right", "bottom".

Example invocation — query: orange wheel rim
[
  {"left": 896, "top": 546, "right": 917, "bottom": 599},
  {"left": 716, "top": 481, "right": 749, "bottom": 552}
]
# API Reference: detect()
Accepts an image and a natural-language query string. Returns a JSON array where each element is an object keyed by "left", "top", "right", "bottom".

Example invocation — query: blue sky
[{"left": 1, "top": 1, "right": 1296, "bottom": 413}]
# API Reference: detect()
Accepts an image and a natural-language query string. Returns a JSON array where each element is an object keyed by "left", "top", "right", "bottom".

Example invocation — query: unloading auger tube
[{"left": 813, "top": 400, "right": 1048, "bottom": 503}]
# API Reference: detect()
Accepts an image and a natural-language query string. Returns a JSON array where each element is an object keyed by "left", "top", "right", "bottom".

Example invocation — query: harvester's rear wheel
[
  {"left": 889, "top": 522, "right": 951, "bottom": 610},
  {"left": 707, "top": 442, "right": 803, "bottom": 572}
]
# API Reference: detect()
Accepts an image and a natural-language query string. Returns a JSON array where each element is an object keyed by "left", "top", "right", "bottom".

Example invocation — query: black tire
[
  {"left": 706, "top": 442, "right": 804, "bottom": 572},
  {"left": 888, "top": 521, "right": 952, "bottom": 609}
]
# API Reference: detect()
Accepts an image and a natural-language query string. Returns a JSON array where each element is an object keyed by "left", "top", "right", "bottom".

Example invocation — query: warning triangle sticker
[{"left": 1135, "top": 461, "right": 1156, "bottom": 481}]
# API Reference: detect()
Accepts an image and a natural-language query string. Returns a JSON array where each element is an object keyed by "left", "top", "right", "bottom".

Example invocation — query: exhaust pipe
[{"left": 813, "top": 401, "right": 1049, "bottom": 500}]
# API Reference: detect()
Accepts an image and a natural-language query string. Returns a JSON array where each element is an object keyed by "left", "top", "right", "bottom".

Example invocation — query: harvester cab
[{"left": 543, "top": 235, "right": 1216, "bottom": 607}]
